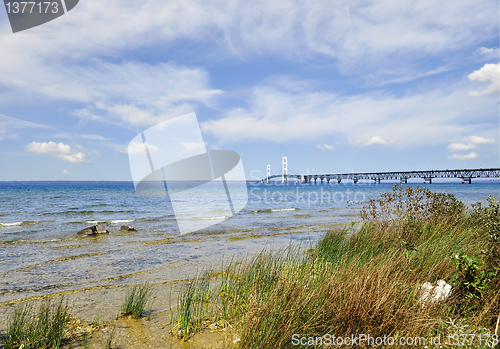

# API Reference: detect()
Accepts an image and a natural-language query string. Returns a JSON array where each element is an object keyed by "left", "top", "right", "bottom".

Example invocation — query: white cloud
[
  {"left": 448, "top": 152, "right": 478, "bottom": 160},
  {"left": 3, "top": 60, "right": 222, "bottom": 128},
  {"left": 62, "top": 170, "right": 68, "bottom": 175},
  {"left": 0, "top": 0, "right": 496, "bottom": 117},
  {"left": 447, "top": 143, "right": 476, "bottom": 151},
  {"left": 127, "top": 141, "right": 160, "bottom": 154},
  {"left": 364, "top": 136, "right": 393, "bottom": 146},
  {"left": 79, "top": 134, "right": 109, "bottom": 141},
  {"left": 26, "top": 142, "right": 88, "bottom": 163},
  {"left": 316, "top": 144, "right": 334, "bottom": 150},
  {"left": 465, "top": 135, "right": 496, "bottom": 144},
  {"left": 446, "top": 136, "right": 496, "bottom": 159},
  {"left": 201, "top": 78, "right": 492, "bottom": 147},
  {"left": 468, "top": 63, "right": 500, "bottom": 96},
  {"left": 50, "top": 132, "right": 110, "bottom": 141},
  {"left": 0, "top": 114, "right": 49, "bottom": 141},
  {"left": 475, "top": 47, "right": 499, "bottom": 59},
  {"left": 182, "top": 142, "right": 206, "bottom": 151}
]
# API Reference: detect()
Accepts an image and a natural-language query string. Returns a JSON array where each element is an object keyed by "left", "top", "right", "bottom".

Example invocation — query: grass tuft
[
  {"left": 120, "top": 282, "right": 152, "bottom": 319},
  {"left": 4, "top": 297, "right": 70, "bottom": 349},
  {"left": 105, "top": 328, "right": 115, "bottom": 349}
]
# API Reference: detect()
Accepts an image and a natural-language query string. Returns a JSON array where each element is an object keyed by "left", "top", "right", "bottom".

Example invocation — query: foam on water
[
  {"left": 0, "top": 221, "right": 36, "bottom": 227},
  {"left": 0, "top": 221, "right": 22, "bottom": 226},
  {"left": 111, "top": 219, "right": 135, "bottom": 224},
  {"left": 195, "top": 216, "right": 229, "bottom": 220}
]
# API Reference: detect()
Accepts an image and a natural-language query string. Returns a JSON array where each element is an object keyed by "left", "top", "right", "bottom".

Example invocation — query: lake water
[{"left": 0, "top": 180, "right": 499, "bottom": 302}]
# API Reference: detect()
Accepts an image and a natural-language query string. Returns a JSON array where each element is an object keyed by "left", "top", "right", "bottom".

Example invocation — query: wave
[
  {"left": 272, "top": 208, "right": 298, "bottom": 212},
  {"left": 42, "top": 210, "right": 95, "bottom": 216},
  {"left": 252, "top": 208, "right": 298, "bottom": 213},
  {"left": 252, "top": 209, "right": 272, "bottom": 214},
  {"left": 82, "top": 219, "right": 135, "bottom": 224},
  {"left": 0, "top": 221, "right": 36, "bottom": 227},
  {"left": 42, "top": 209, "right": 134, "bottom": 216},
  {"left": 0, "top": 238, "right": 62, "bottom": 245},
  {"left": 110, "top": 219, "right": 135, "bottom": 224},
  {"left": 193, "top": 216, "right": 228, "bottom": 221},
  {"left": 85, "top": 220, "right": 108, "bottom": 225}
]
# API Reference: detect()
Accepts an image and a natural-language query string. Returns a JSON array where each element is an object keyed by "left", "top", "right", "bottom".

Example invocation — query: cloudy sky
[{"left": 0, "top": 0, "right": 498, "bottom": 181}]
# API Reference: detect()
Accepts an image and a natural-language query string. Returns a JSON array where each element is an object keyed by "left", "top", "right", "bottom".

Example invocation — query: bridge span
[{"left": 262, "top": 158, "right": 500, "bottom": 184}]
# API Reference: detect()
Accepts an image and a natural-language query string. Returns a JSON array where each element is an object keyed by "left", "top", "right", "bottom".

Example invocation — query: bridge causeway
[{"left": 262, "top": 158, "right": 500, "bottom": 184}]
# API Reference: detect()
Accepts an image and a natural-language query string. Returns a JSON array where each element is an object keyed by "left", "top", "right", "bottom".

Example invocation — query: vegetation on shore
[
  {"left": 2, "top": 185, "right": 499, "bottom": 348},
  {"left": 120, "top": 282, "right": 153, "bottom": 319},
  {"left": 3, "top": 297, "right": 70, "bottom": 349},
  {"left": 171, "top": 185, "right": 500, "bottom": 348},
  {"left": 1, "top": 282, "right": 152, "bottom": 348}
]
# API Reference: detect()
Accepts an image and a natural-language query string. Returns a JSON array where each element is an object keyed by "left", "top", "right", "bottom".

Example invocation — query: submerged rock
[
  {"left": 419, "top": 279, "right": 452, "bottom": 307},
  {"left": 77, "top": 224, "right": 109, "bottom": 236},
  {"left": 120, "top": 225, "right": 137, "bottom": 232}
]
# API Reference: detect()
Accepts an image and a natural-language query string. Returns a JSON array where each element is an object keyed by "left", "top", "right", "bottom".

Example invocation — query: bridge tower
[
  {"left": 282, "top": 157, "right": 288, "bottom": 183},
  {"left": 266, "top": 165, "right": 271, "bottom": 183}
]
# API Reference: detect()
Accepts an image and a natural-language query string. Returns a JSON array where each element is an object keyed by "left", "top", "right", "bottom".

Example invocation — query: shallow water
[{"left": 0, "top": 180, "right": 499, "bottom": 302}]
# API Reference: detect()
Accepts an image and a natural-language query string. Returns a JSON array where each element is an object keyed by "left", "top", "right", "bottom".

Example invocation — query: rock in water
[
  {"left": 120, "top": 225, "right": 137, "bottom": 232},
  {"left": 77, "top": 224, "right": 109, "bottom": 236}
]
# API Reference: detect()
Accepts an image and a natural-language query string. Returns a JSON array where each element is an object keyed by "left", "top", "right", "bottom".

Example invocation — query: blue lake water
[{"left": 0, "top": 180, "right": 499, "bottom": 302}]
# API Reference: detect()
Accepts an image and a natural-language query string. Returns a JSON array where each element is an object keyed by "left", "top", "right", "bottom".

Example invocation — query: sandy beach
[{"left": 0, "top": 276, "right": 240, "bottom": 348}]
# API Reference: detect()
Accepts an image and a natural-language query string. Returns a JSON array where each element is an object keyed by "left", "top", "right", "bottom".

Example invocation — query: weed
[
  {"left": 174, "top": 272, "right": 211, "bottom": 340},
  {"left": 4, "top": 297, "right": 70, "bottom": 349},
  {"left": 120, "top": 282, "right": 152, "bottom": 319},
  {"left": 105, "top": 328, "right": 115, "bottom": 349}
]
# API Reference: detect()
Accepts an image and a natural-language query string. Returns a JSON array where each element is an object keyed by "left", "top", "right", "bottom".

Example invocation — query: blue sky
[{"left": 0, "top": 0, "right": 498, "bottom": 181}]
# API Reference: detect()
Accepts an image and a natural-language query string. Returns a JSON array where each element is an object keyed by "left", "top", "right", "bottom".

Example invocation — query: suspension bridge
[{"left": 261, "top": 157, "right": 500, "bottom": 184}]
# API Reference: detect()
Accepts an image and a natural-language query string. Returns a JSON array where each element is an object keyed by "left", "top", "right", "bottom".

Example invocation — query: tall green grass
[
  {"left": 4, "top": 297, "right": 70, "bottom": 349},
  {"left": 173, "top": 271, "right": 212, "bottom": 339},
  {"left": 171, "top": 185, "right": 500, "bottom": 348},
  {"left": 120, "top": 283, "right": 152, "bottom": 319}
]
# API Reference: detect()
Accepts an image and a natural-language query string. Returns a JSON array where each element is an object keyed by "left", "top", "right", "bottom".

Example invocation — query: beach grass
[
  {"left": 3, "top": 297, "right": 70, "bottom": 349},
  {"left": 105, "top": 327, "right": 115, "bottom": 349},
  {"left": 120, "top": 282, "right": 152, "bottom": 319},
  {"left": 171, "top": 184, "right": 500, "bottom": 348}
]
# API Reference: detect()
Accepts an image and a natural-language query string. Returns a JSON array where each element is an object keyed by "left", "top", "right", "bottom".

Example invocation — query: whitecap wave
[
  {"left": 195, "top": 216, "right": 228, "bottom": 220},
  {"left": 111, "top": 219, "right": 135, "bottom": 224},
  {"left": 85, "top": 220, "right": 107, "bottom": 225},
  {"left": 0, "top": 222, "right": 23, "bottom": 227},
  {"left": 271, "top": 208, "right": 297, "bottom": 212}
]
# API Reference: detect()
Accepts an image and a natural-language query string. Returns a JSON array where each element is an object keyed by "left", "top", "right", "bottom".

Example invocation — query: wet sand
[
  {"left": 0, "top": 230, "right": 331, "bottom": 348},
  {"left": 0, "top": 279, "right": 238, "bottom": 348}
]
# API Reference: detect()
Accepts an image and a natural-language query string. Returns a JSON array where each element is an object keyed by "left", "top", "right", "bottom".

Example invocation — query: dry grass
[{"left": 171, "top": 185, "right": 500, "bottom": 348}]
